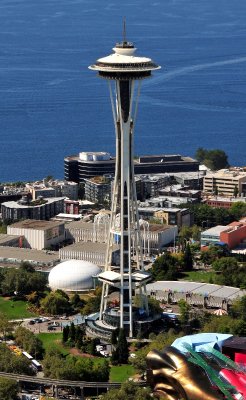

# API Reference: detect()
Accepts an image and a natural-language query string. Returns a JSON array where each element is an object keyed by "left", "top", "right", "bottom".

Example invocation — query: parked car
[{"left": 48, "top": 326, "right": 56, "bottom": 331}]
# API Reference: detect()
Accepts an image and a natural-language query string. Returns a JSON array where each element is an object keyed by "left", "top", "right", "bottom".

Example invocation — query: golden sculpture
[{"left": 146, "top": 346, "right": 225, "bottom": 400}]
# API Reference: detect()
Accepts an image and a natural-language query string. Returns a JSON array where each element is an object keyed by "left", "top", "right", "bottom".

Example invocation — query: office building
[
  {"left": 203, "top": 169, "right": 246, "bottom": 197},
  {"left": 65, "top": 152, "right": 199, "bottom": 184}
]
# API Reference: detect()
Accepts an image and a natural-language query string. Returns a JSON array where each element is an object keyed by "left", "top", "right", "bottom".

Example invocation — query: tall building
[{"left": 88, "top": 34, "right": 160, "bottom": 338}]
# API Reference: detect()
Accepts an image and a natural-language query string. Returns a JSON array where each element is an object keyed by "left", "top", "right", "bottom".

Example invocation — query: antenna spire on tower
[{"left": 123, "top": 17, "right": 127, "bottom": 43}]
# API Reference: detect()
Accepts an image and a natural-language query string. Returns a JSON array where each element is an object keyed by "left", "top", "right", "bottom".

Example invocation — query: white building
[
  {"left": 65, "top": 220, "right": 176, "bottom": 254},
  {"left": 59, "top": 242, "right": 120, "bottom": 266},
  {"left": 7, "top": 219, "right": 65, "bottom": 250},
  {"left": 48, "top": 260, "right": 101, "bottom": 293}
]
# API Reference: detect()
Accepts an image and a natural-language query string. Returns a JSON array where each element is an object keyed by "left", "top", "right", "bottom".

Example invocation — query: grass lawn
[
  {"left": 110, "top": 364, "right": 135, "bottom": 382},
  {"left": 0, "top": 296, "right": 37, "bottom": 319},
  {"left": 180, "top": 270, "right": 216, "bottom": 284},
  {"left": 37, "top": 332, "right": 69, "bottom": 356}
]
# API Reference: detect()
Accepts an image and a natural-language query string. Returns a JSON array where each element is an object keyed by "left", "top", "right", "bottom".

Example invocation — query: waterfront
[{"left": 0, "top": 0, "right": 246, "bottom": 181}]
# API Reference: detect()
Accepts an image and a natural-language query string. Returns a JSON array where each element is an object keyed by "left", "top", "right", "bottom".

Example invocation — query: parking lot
[{"left": 21, "top": 316, "right": 70, "bottom": 333}]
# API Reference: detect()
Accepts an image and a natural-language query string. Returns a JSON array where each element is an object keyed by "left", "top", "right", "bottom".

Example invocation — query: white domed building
[{"left": 48, "top": 260, "right": 101, "bottom": 293}]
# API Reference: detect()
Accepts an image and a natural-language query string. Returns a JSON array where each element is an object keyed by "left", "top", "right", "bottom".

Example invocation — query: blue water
[{"left": 0, "top": 0, "right": 246, "bottom": 181}]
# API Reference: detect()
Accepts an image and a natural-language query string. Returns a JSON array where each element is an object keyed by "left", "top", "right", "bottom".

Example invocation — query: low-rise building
[
  {"left": 203, "top": 169, "right": 246, "bottom": 197},
  {"left": 84, "top": 176, "right": 112, "bottom": 204},
  {"left": 1, "top": 196, "right": 65, "bottom": 222},
  {"left": 205, "top": 195, "right": 246, "bottom": 209},
  {"left": 171, "top": 171, "right": 205, "bottom": 190},
  {"left": 138, "top": 206, "right": 192, "bottom": 227},
  {"left": 7, "top": 219, "right": 65, "bottom": 250},
  {"left": 59, "top": 242, "right": 120, "bottom": 266},
  {"left": 65, "top": 220, "right": 177, "bottom": 254},
  {"left": 201, "top": 226, "right": 228, "bottom": 247},
  {"left": 201, "top": 221, "right": 246, "bottom": 250},
  {"left": 0, "top": 234, "right": 20, "bottom": 247},
  {"left": 137, "top": 174, "right": 170, "bottom": 200},
  {"left": 148, "top": 195, "right": 198, "bottom": 208},
  {"left": 159, "top": 184, "right": 201, "bottom": 200},
  {"left": 26, "top": 180, "right": 78, "bottom": 200},
  {"left": 0, "top": 246, "right": 59, "bottom": 268},
  {"left": 220, "top": 221, "right": 246, "bottom": 250}
]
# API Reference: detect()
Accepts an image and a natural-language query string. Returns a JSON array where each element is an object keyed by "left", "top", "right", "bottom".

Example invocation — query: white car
[{"left": 100, "top": 350, "right": 109, "bottom": 357}]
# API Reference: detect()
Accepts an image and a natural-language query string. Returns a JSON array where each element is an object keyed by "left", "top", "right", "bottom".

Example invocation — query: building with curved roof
[
  {"left": 147, "top": 280, "right": 246, "bottom": 310},
  {"left": 48, "top": 260, "right": 101, "bottom": 293}
]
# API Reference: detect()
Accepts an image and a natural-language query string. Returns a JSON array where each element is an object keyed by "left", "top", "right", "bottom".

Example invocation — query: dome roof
[{"left": 48, "top": 260, "right": 101, "bottom": 292}]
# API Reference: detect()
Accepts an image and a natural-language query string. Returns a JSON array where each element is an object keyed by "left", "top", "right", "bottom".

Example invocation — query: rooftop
[
  {"left": 9, "top": 219, "right": 64, "bottom": 231},
  {"left": 201, "top": 225, "right": 228, "bottom": 236},
  {"left": 147, "top": 281, "right": 246, "bottom": 301},
  {"left": 205, "top": 169, "right": 246, "bottom": 179},
  {"left": 0, "top": 234, "right": 20, "bottom": 245},
  {"left": 0, "top": 246, "right": 59, "bottom": 264},
  {"left": 2, "top": 197, "right": 65, "bottom": 209},
  {"left": 59, "top": 241, "right": 119, "bottom": 253}
]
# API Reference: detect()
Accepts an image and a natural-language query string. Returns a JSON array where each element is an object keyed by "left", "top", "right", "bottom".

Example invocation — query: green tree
[
  {"left": 0, "top": 377, "right": 19, "bottom": 400},
  {"left": 234, "top": 185, "right": 239, "bottom": 198},
  {"left": 178, "top": 299, "right": 191, "bottom": 328},
  {"left": 69, "top": 322, "right": 76, "bottom": 342},
  {"left": 1, "top": 267, "right": 47, "bottom": 296},
  {"left": 111, "top": 328, "right": 119, "bottom": 346},
  {"left": 230, "top": 296, "right": 246, "bottom": 321},
  {"left": 230, "top": 201, "right": 246, "bottom": 220},
  {"left": 75, "top": 325, "right": 85, "bottom": 349},
  {"left": 152, "top": 253, "right": 179, "bottom": 281},
  {"left": 211, "top": 257, "right": 246, "bottom": 287},
  {"left": 116, "top": 328, "right": 129, "bottom": 364},
  {"left": 205, "top": 149, "right": 229, "bottom": 169},
  {"left": 195, "top": 147, "right": 207, "bottom": 163},
  {"left": 80, "top": 287, "right": 102, "bottom": 315},
  {"left": 0, "top": 313, "right": 13, "bottom": 341},
  {"left": 233, "top": 320, "right": 246, "bottom": 336},
  {"left": 147, "top": 297, "right": 162, "bottom": 315},
  {"left": 15, "top": 326, "right": 44, "bottom": 359},
  {"left": 0, "top": 344, "right": 34, "bottom": 375},
  {"left": 43, "top": 348, "right": 110, "bottom": 381},
  {"left": 195, "top": 147, "right": 229, "bottom": 170},
  {"left": 191, "top": 225, "right": 200, "bottom": 241},
  {"left": 178, "top": 226, "right": 192, "bottom": 249},
  {"left": 183, "top": 243, "right": 193, "bottom": 271},
  {"left": 100, "top": 381, "right": 154, "bottom": 400},
  {"left": 203, "top": 315, "right": 235, "bottom": 334},
  {"left": 40, "top": 291, "right": 71, "bottom": 315},
  {"left": 20, "top": 261, "right": 35, "bottom": 273}
]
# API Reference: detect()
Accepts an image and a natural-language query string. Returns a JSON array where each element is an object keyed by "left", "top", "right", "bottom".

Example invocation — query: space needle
[{"left": 89, "top": 26, "right": 160, "bottom": 338}]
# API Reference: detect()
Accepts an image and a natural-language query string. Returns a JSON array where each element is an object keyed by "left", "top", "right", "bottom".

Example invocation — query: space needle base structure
[{"left": 88, "top": 35, "right": 160, "bottom": 338}]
